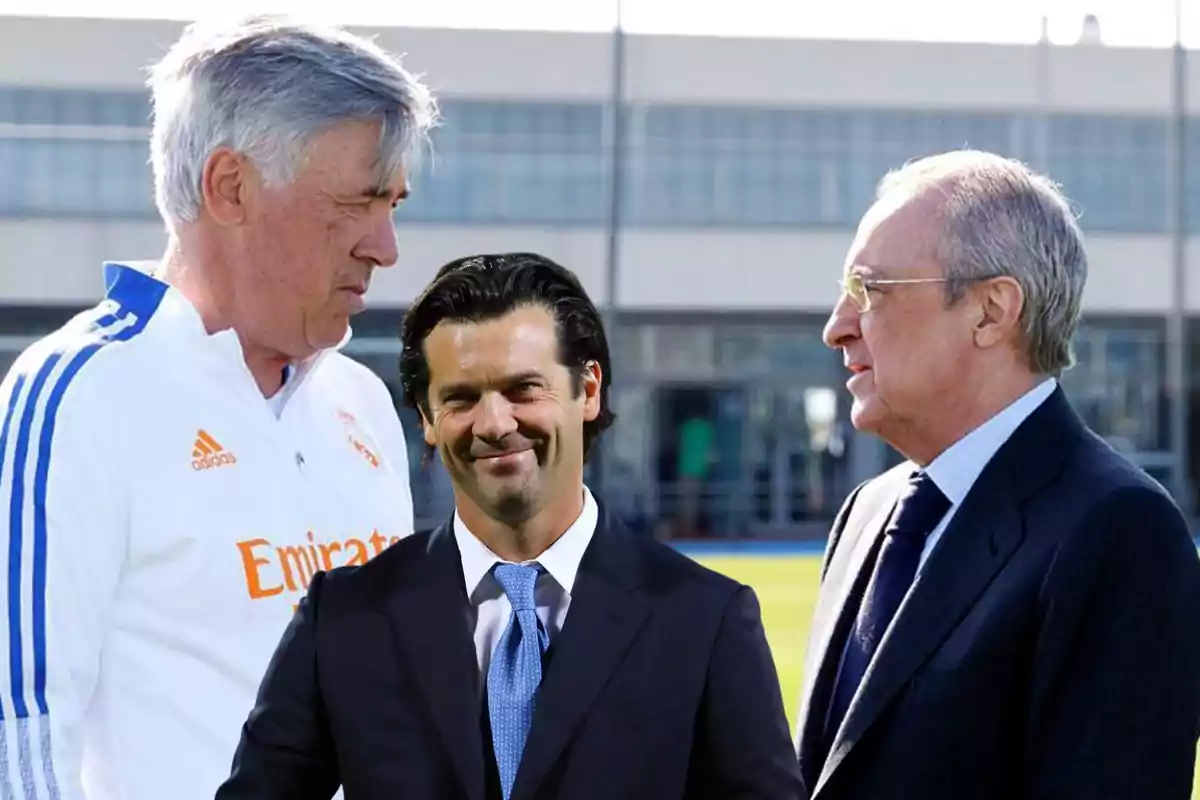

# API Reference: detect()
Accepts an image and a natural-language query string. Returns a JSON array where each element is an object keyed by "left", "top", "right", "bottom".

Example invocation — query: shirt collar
[
  {"left": 454, "top": 485, "right": 599, "bottom": 600},
  {"left": 102, "top": 260, "right": 352, "bottom": 401},
  {"left": 924, "top": 377, "right": 1058, "bottom": 505},
  {"left": 102, "top": 260, "right": 354, "bottom": 351}
]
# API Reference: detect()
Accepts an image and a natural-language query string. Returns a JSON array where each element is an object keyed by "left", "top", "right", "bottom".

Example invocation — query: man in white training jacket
[{"left": 0, "top": 14, "right": 438, "bottom": 800}]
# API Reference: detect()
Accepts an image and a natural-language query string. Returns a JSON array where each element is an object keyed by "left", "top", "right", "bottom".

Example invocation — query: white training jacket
[{"left": 0, "top": 262, "right": 415, "bottom": 799}]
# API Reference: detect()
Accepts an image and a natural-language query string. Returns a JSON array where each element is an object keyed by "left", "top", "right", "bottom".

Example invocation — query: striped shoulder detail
[{"left": 0, "top": 282, "right": 166, "bottom": 799}]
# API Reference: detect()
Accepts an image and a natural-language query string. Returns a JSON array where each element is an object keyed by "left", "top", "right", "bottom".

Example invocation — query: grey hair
[
  {"left": 876, "top": 150, "right": 1088, "bottom": 376},
  {"left": 146, "top": 14, "right": 439, "bottom": 226}
]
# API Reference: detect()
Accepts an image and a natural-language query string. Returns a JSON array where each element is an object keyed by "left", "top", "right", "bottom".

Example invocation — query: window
[
  {"left": 399, "top": 99, "right": 607, "bottom": 225},
  {"left": 1049, "top": 115, "right": 1167, "bottom": 233},
  {"left": 1184, "top": 125, "right": 1200, "bottom": 234},
  {"left": 2, "top": 86, "right": 1199, "bottom": 233},
  {"left": 0, "top": 87, "right": 149, "bottom": 127},
  {"left": 852, "top": 110, "right": 1018, "bottom": 217},
  {"left": 624, "top": 106, "right": 1018, "bottom": 227},
  {"left": 0, "top": 137, "right": 155, "bottom": 217},
  {"left": 0, "top": 88, "right": 154, "bottom": 218},
  {"left": 1059, "top": 322, "right": 1167, "bottom": 453}
]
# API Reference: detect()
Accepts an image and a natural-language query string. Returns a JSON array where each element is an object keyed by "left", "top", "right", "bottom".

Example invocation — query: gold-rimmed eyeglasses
[{"left": 837, "top": 273, "right": 953, "bottom": 313}]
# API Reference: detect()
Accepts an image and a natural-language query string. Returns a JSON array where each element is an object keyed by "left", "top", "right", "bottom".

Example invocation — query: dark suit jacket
[
  {"left": 215, "top": 504, "right": 804, "bottom": 800},
  {"left": 795, "top": 387, "right": 1200, "bottom": 800}
]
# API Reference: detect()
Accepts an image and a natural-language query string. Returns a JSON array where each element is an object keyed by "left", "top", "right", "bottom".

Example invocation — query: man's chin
[
  {"left": 848, "top": 397, "right": 882, "bottom": 434},
  {"left": 320, "top": 320, "right": 352, "bottom": 349},
  {"left": 487, "top": 490, "right": 537, "bottom": 526}
]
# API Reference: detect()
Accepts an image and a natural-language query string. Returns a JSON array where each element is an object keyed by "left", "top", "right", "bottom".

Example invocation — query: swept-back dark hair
[{"left": 399, "top": 252, "right": 616, "bottom": 457}]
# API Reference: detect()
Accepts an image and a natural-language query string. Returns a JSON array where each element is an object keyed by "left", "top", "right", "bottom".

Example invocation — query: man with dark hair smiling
[{"left": 217, "top": 252, "right": 805, "bottom": 800}]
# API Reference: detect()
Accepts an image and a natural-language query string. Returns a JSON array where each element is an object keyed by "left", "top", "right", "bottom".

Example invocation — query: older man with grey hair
[
  {"left": 0, "top": 14, "right": 436, "bottom": 800},
  {"left": 794, "top": 150, "right": 1200, "bottom": 800}
]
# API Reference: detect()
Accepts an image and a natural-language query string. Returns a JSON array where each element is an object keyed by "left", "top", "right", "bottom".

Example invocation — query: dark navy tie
[{"left": 825, "top": 470, "right": 950, "bottom": 743}]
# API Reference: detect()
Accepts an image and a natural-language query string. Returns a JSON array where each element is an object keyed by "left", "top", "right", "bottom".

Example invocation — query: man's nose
[
  {"left": 472, "top": 393, "right": 519, "bottom": 440},
  {"left": 353, "top": 206, "right": 400, "bottom": 268},
  {"left": 823, "top": 293, "right": 861, "bottom": 350}
]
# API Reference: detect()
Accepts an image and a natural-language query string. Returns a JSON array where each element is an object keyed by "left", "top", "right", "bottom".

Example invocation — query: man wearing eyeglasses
[{"left": 793, "top": 150, "right": 1200, "bottom": 800}]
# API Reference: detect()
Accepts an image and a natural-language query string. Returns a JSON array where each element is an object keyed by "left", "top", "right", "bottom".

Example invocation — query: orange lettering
[
  {"left": 344, "top": 538, "right": 369, "bottom": 566},
  {"left": 237, "top": 539, "right": 284, "bottom": 599},
  {"left": 369, "top": 530, "right": 388, "bottom": 556},
  {"left": 318, "top": 541, "right": 342, "bottom": 571},
  {"left": 389, "top": 536, "right": 401, "bottom": 547},
  {"left": 277, "top": 545, "right": 317, "bottom": 591}
]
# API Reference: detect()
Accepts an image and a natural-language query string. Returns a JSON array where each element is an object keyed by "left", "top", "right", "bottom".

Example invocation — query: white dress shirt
[
  {"left": 919, "top": 377, "right": 1058, "bottom": 572},
  {"left": 453, "top": 486, "right": 598, "bottom": 689}
]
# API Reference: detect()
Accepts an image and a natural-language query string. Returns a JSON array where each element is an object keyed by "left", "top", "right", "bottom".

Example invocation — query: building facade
[{"left": 1, "top": 15, "right": 1197, "bottom": 536}]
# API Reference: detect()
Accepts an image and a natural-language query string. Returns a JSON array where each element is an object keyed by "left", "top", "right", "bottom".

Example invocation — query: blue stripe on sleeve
[
  {"left": 0, "top": 372, "right": 28, "bottom": 722},
  {"left": 31, "top": 345, "right": 104, "bottom": 717},
  {"left": 2, "top": 266, "right": 166, "bottom": 725},
  {"left": 0, "top": 263, "right": 167, "bottom": 799},
  {"left": 6, "top": 354, "right": 60, "bottom": 721}
]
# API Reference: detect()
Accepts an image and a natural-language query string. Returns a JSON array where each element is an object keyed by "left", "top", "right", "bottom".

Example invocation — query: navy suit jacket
[
  {"left": 795, "top": 387, "right": 1200, "bottom": 799},
  {"left": 215, "top": 504, "right": 805, "bottom": 800}
]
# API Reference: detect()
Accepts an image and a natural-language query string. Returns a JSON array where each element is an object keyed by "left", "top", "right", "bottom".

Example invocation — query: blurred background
[
  {"left": 4, "top": 0, "right": 1200, "bottom": 790},
  {"left": 4, "top": 0, "right": 1200, "bottom": 541}
]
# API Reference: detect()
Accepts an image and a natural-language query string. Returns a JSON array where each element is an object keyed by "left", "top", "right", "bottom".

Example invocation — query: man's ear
[
  {"left": 579, "top": 361, "right": 602, "bottom": 423},
  {"left": 201, "top": 147, "right": 252, "bottom": 226},
  {"left": 419, "top": 405, "right": 436, "bottom": 447},
  {"left": 972, "top": 277, "right": 1024, "bottom": 349}
]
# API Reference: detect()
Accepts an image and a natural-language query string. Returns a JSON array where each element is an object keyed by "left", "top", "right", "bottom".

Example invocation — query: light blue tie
[{"left": 487, "top": 563, "right": 549, "bottom": 800}]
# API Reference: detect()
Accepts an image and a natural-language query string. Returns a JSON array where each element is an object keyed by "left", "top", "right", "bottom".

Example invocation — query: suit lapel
[
  {"left": 815, "top": 473, "right": 1024, "bottom": 794},
  {"left": 510, "top": 511, "right": 651, "bottom": 799},
  {"left": 815, "top": 387, "right": 1083, "bottom": 796},
  {"left": 795, "top": 489, "right": 897, "bottom": 781},
  {"left": 387, "top": 523, "right": 486, "bottom": 800}
]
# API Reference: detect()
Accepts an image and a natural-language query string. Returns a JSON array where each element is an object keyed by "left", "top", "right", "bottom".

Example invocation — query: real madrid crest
[{"left": 336, "top": 409, "right": 381, "bottom": 469}]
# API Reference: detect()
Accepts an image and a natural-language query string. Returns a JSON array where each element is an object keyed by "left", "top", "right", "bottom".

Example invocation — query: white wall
[{"left": 0, "top": 219, "right": 1192, "bottom": 313}]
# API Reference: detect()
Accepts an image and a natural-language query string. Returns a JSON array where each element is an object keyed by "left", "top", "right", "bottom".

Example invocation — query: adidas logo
[{"left": 191, "top": 429, "right": 237, "bottom": 471}]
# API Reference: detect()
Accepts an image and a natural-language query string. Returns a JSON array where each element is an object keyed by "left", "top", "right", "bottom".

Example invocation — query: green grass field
[{"left": 690, "top": 553, "right": 1200, "bottom": 800}]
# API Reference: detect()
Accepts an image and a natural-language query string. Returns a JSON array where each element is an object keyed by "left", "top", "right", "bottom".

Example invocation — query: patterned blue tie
[
  {"left": 487, "top": 563, "right": 549, "bottom": 800},
  {"left": 825, "top": 471, "right": 950, "bottom": 744}
]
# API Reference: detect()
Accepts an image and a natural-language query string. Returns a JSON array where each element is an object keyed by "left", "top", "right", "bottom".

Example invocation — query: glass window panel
[
  {"left": 96, "top": 140, "right": 155, "bottom": 216},
  {"left": 14, "top": 89, "right": 58, "bottom": 125},
  {"left": 1060, "top": 323, "right": 1166, "bottom": 452},
  {"left": 1, "top": 87, "right": 1196, "bottom": 233},
  {"left": 0, "top": 88, "right": 149, "bottom": 127},
  {"left": 0, "top": 139, "right": 19, "bottom": 213},
  {"left": 399, "top": 99, "right": 605, "bottom": 224},
  {"left": 1185, "top": 126, "right": 1200, "bottom": 232},
  {"left": 0, "top": 89, "right": 15, "bottom": 124},
  {"left": 647, "top": 324, "right": 715, "bottom": 377},
  {"left": 714, "top": 325, "right": 839, "bottom": 380},
  {"left": 23, "top": 139, "right": 59, "bottom": 212},
  {"left": 54, "top": 139, "right": 96, "bottom": 213},
  {"left": 0, "top": 137, "right": 156, "bottom": 217},
  {"left": 1051, "top": 114, "right": 1167, "bottom": 233}
]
